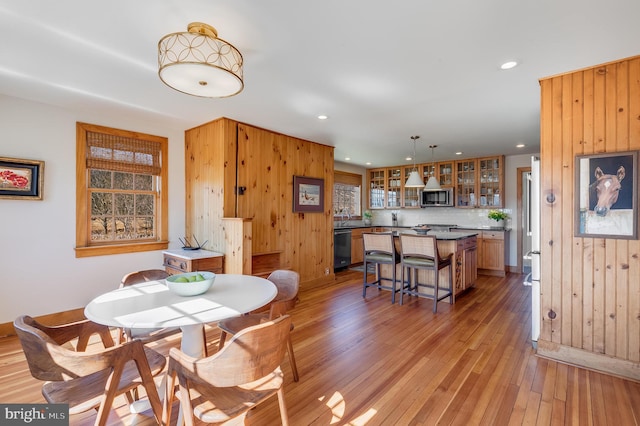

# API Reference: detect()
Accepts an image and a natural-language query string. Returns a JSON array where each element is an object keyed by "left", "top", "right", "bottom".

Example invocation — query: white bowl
[{"left": 166, "top": 271, "right": 215, "bottom": 296}]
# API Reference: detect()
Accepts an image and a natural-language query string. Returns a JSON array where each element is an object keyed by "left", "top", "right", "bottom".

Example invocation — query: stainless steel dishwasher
[{"left": 333, "top": 229, "right": 352, "bottom": 271}]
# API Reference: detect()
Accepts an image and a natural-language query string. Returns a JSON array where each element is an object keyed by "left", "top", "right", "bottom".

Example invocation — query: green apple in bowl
[{"left": 166, "top": 271, "right": 216, "bottom": 296}]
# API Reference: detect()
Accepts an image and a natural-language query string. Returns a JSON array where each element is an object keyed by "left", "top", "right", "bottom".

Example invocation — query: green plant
[
  {"left": 488, "top": 209, "right": 508, "bottom": 221},
  {"left": 363, "top": 210, "right": 373, "bottom": 219}
]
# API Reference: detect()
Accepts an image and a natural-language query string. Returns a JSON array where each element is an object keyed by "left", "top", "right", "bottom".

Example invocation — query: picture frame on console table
[
  {"left": 574, "top": 151, "right": 637, "bottom": 239},
  {"left": 293, "top": 175, "right": 324, "bottom": 213},
  {"left": 0, "top": 156, "right": 45, "bottom": 200}
]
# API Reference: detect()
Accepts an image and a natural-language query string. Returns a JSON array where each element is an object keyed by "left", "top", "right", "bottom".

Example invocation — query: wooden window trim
[
  {"left": 334, "top": 171, "right": 363, "bottom": 220},
  {"left": 75, "top": 122, "right": 169, "bottom": 257}
]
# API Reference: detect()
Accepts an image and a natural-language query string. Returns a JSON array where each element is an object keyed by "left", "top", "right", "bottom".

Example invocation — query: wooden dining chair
[
  {"left": 399, "top": 233, "right": 454, "bottom": 312},
  {"left": 216, "top": 269, "right": 300, "bottom": 381},
  {"left": 14, "top": 315, "right": 165, "bottom": 426},
  {"left": 117, "top": 269, "right": 181, "bottom": 344},
  {"left": 163, "top": 315, "right": 292, "bottom": 426}
]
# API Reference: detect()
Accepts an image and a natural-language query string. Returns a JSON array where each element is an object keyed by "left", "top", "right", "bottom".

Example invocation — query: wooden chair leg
[
  {"left": 287, "top": 336, "right": 299, "bottom": 382},
  {"left": 218, "top": 330, "right": 228, "bottom": 351},
  {"left": 277, "top": 387, "right": 289, "bottom": 426}
]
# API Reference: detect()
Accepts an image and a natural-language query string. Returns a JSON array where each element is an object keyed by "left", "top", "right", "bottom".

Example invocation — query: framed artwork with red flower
[{"left": 0, "top": 157, "right": 44, "bottom": 200}]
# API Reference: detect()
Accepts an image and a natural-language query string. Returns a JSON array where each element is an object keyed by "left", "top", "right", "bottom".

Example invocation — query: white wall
[{"left": 0, "top": 95, "right": 186, "bottom": 324}]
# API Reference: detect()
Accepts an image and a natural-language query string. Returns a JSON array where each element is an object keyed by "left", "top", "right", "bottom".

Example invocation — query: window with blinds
[
  {"left": 333, "top": 171, "right": 362, "bottom": 218},
  {"left": 75, "top": 122, "right": 169, "bottom": 257}
]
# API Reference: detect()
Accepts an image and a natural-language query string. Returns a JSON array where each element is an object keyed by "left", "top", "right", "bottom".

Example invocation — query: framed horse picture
[
  {"left": 575, "top": 151, "right": 638, "bottom": 239},
  {"left": 0, "top": 157, "right": 45, "bottom": 200}
]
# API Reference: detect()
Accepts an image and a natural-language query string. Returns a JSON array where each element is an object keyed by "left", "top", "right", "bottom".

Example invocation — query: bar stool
[
  {"left": 399, "top": 233, "right": 454, "bottom": 312},
  {"left": 362, "top": 232, "right": 401, "bottom": 303}
]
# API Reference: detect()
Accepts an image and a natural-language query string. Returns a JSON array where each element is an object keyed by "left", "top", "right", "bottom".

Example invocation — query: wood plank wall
[
  {"left": 538, "top": 55, "right": 640, "bottom": 380},
  {"left": 185, "top": 117, "right": 335, "bottom": 286}
]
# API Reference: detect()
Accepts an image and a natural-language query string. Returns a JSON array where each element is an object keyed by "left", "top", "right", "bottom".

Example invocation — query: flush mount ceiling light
[
  {"left": 424, "top": 144, "right": 442, "bottom": 190},
  {"left": 500, "top": 61, "right": 518, "bottom": 70},
  {"left": 158, "top": 22, "right": 243, "bottom": 98},
  {"left": 405, "top": 136, "right": 425, "bottom": 188}
]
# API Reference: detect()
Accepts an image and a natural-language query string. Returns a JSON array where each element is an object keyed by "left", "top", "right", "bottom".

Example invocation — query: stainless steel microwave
[{"left": 421, "top": 188, "right": 454, "bottom": 207}]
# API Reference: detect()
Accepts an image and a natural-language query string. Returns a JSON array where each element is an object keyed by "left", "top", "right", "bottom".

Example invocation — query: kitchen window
[
  {"left": 75, "top": 122, "right": 168, "bottom": 257},
  {"left": 333, "top": 171, "right": 362, "bottom": 219}
]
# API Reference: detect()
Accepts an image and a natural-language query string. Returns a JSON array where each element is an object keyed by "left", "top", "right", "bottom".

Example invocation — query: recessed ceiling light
[
  {"left": 500, "top": 61, "right": 518, "bottom": 70},
  {"left": 344, "top": 157, "right": 350, "bottom": 161},
  {"left": 317, "top": 115, "right": 328, "bottom": 120},
  {"left": 406, "top": 156, "right": 412, "bottom": 161},
  {"left": 516, "top": 144, "right": 525, "bottom": 148},
  {"left": 455, "top": 152, "right": 463, "bottom": 155},
  {"left": 365, "top": 162, "right": 371, "bottom": 165}
]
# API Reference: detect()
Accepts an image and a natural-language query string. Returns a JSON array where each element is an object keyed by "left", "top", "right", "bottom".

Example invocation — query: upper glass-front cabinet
[
  {"left": 368, "top": 169, "right": 385, "bottom": 209},
  {"left": 386, "top": 167, "right": 402, "bottom": 208},
  {"left": 478, "top": 156, "right": 503, "bottom": 207}
]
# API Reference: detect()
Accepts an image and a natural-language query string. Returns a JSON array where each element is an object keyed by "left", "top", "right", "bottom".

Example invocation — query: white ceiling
[{"left": 1, "top": 1, "right": 639, "bottom": 167}]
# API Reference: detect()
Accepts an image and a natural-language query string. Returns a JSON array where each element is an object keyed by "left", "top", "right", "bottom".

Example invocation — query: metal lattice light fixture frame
[{"left": 158, "top": 22, "right": 243, "bottom": 98}]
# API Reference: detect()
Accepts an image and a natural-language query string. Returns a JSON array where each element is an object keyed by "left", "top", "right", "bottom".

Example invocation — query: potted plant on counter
[
  {"left": 363, "top": 210, "right": 373, "bottom": 226},
  {"left": 488, "top": 209, "right": 508, "bottom": 227}
]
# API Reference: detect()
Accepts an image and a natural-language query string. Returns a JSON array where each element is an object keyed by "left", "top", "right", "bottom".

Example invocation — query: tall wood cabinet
[{"left": 184, "top": 117, "right": 334, "bottom": 283}]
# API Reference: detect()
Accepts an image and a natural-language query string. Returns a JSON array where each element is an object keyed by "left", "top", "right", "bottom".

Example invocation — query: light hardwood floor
[{"left": 1, "top": 270, "right": 639, "bottom": 425}]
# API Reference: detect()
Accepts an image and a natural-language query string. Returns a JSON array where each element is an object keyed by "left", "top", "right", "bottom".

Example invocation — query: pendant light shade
[
  {"left": 424, "top": 145, "right": 442, "bottom": 190},
  {"left": 405, "top": 136, "right": 425, "bottom": 188},
  {"left": 405, "top": 171, "right": 425, "bottom": 187}
]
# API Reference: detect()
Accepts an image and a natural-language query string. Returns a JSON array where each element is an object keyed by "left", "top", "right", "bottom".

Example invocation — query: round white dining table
[{"left": 84, "top": 274, "right": 277, "bottom": 358}]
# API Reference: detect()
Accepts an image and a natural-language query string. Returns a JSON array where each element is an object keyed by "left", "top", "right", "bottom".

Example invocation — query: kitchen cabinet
[
  {"left": 350, "top": 227, "right": 373, "bottom": 264},
  {"left": 367, "top": 167, "right": 414, "bottom": 209},
  {"left": 455, "top": 156, "right": 504, "bottom": 208},
  {"left": 477, "top": 230, "right": 508, "bottom": 276},
  {"left": 421, "top": 161, "right": 454, "bottom": 188},
  {"left": 163, "top": 249, "right": 224, "bottom": 275},
  {"left": 184, "top": 117, "right": 333, "bottom": 279},
  {"left": 367, "top": 155, "right": 502, "bottom": 210}
]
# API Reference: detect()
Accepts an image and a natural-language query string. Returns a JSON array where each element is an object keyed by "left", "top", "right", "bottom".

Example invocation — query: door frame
[{"left": 516, "top": 166, "right": 531, "bottom": 273}]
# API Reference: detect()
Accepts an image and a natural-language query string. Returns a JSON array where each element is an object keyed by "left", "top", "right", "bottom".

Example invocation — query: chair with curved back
[
  {"left": 117, "top": 269, "right": 180, "bottom": 345},
  {"left": 216, "top": 269, "right": 300, "bottom": 381},
  {"left": 162, "top": 315, "right": 292, "bottom": 426},
  {"left": 399, "top": 233, "right": 454, "bottom": 312},
  {"left": 362, "top": 232, "right": 402, "bottom": 303},
  {"left": 14, "top": 315, "right": 165, "bottom": 426}
]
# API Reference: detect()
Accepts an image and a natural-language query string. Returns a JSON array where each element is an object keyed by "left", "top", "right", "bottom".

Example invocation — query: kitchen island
[{"left": 370, "top": 229, "right": 479, "bottom": 301}]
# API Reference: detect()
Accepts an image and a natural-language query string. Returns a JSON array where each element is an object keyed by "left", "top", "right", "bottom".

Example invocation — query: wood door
[{"left": 236, "top": 124, "right": 284, "bottom": 255}]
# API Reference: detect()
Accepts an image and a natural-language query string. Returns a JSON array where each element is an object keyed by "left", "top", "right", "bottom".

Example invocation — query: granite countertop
[{"left": 396, "top": 230, "right": 479, "bottom": 240}]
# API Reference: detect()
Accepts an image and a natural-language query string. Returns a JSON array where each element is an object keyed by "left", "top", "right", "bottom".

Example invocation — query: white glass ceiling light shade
[
  {"left": 405, "top": 135, "right": 425, "bottom": 188},
  {"left": 158, "top": 22, "right": 243, "bottom": 98},
  {"left": 424, "top": 144, "right": 442, "bottom": 190}
]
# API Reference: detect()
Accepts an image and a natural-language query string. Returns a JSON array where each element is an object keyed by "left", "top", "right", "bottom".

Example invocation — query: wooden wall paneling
[
  {"left": 561, "top": 73, "right": 575, "bottom": 347},
  {"left": 550, "top": 76, "right": 564, "bottom": 344},
  {"left": 220, "top": 217, "right": 252, "bottom": 274},
  {"left": 538, "top": 55, "right": 640, "bottom": 380},
  {"left": 571, "top": 71, "right": 585, "bottom": 350},
  {"left": 628, "top": 58, "right": 640, "bottom": 363},
  {"left": 581, "top": 68, "right": 595, "bottom": 352},
  {"left": 539, "top": 78, "right": 554, "bottom": 344},
  {"left": 591, "top": 66, "right": 607, "bottom": 355},
  {"left": 185, "top": 119, "right": 229, "bottom": 255},
  {"left": 237, "top": 124, "right": 282, "bottom": 255}
]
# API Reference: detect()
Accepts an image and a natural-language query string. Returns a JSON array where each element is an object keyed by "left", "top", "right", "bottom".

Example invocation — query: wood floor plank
[{"left": 1, "top": 269, "right": 639, "bottom": 426}]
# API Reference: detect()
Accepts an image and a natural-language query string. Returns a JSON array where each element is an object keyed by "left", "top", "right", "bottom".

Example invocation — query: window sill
[{"left": 75, "top": 241, "right": 169, "bottom": 258}]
